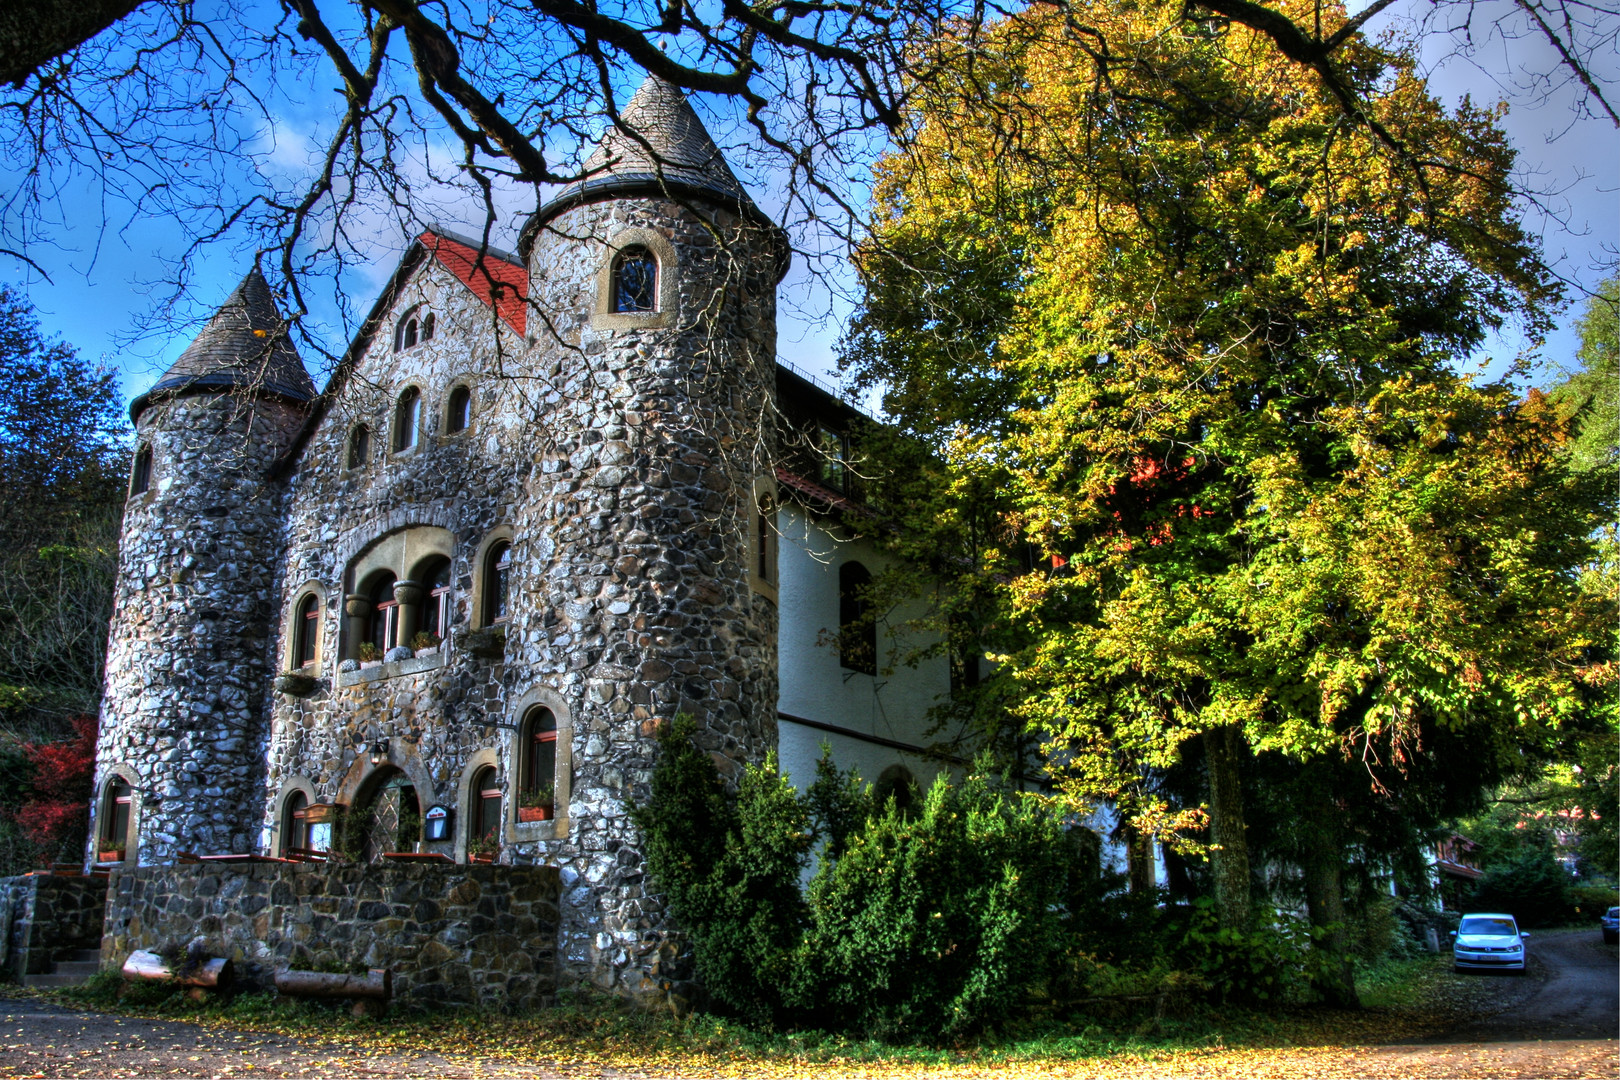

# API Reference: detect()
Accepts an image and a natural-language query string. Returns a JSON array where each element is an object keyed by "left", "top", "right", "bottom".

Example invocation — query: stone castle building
[{"left": 90, "top": 77, "right": 987, "bottom": 996}]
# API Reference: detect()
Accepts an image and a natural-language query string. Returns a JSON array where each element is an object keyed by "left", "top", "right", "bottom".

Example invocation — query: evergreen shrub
[
  {"left": 1465, "top": 847, "right": 1576, "bottom": 927},
  {"left": 633, "top": 718, "right": 1075, "bottom": 1039}
]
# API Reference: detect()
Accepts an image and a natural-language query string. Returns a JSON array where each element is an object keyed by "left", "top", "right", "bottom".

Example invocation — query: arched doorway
[{"left": 349, "top": 766, "right": 421, "bottom": 861}]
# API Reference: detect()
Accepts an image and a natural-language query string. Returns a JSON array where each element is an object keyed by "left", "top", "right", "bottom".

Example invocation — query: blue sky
[{"left": 4, "top": 2, "right": 1615, "bottom": 416}]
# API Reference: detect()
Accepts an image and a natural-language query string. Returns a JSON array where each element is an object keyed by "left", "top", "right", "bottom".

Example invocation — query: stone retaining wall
[
  {"left": 0, "top": 873, "right": 109, "bottom": 979},
  {"left": 102, "top": 862, "right": 559, "bottom": 1009}
]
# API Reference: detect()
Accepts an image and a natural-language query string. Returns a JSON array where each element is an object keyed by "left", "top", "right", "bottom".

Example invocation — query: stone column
[
  {"left": 392, "top": 580, "right": 424, "bottom": 647},
  {"left": 343, "top": 594, "right": 370, "bottom": 658}
]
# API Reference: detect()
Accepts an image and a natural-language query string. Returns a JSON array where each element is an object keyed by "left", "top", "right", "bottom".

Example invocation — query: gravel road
[{"left": 0, "top": 929, "right": 1614, "bottom": 1078}]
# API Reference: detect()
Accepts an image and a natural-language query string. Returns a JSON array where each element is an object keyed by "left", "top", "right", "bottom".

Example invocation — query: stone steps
[{"left": 22, "top": 948, "right": 103, "bottom": 989}]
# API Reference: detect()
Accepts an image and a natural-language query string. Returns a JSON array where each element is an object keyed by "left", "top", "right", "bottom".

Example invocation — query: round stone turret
[
  {"left": 513, "top": 77, "right": 788, "bottom": 996},
  {"left": 92, "top": 269, "right": 314, "bottom": 864}
]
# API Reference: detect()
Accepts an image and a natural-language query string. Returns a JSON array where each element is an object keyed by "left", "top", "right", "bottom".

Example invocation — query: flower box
[
  {"left": 97, "top": 850, "right": 125, "bottom": 863},
  {"left": 469, "top": 851, "right": 496, "bottom": 865},
  {"left": 517, "top": 805, "right": 554, "bottom": 823}
]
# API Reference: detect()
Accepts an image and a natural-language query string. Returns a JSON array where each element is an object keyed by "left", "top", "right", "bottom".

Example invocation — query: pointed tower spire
[
  {"left": 131, "top": 267, "right": 316, "bottom": 421},
  {"left": 523, "top": 76, "right": 764, "bottom": 249}
]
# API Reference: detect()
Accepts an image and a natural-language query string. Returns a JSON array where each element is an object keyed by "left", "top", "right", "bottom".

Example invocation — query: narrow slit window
[
  {"left": 422, "top": 312, "right": 436, "bottom": 341},
  {"left": 484, "top": 541, "right": 511, "bottom": 626},
  {"left": 613, "top": 247, "right": 658, "bottom": 313},
  {"left": 394, "top": 388, "right": 420, "bottom": 452},
  {"left": 756, "top": 492, "right": 777, "bottom": 584},
  {"left": 348, "top": 425, "right": 371, "bottom": 470},
  {"left": 130, "top": 446, "right": 152, "bottom": 496},
  {"left": 295, "top": 594, "right": 320, "bottom": 668},
  {"left": 446, "top": 386, "right": 470, "bottom": 433}
]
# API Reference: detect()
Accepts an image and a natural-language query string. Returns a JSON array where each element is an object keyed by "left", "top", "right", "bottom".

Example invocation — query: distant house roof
[
  {"left": 420, "top": 230, "right": 527, "bottom": 335},
  {"left": 131, "top": 268, "right": 316, "bottom": 422}
]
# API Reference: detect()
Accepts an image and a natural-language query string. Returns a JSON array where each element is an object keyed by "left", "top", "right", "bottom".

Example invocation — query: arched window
[
  {"left": 756, "top": 492, "right": 778, "bottom": 585},
  {"left": 838, "top": 561, "right": 876, "bottom": 675},
  {"left": 394, "top": 388, "right": 420, "bottom": 452},
  {"left": 521, "top": 707, "right": 558, "bottom": 805},
  {"left": 368, "top": 572, "right": 398, "bottom": 654},
  {"left": 422, "top": 312, "right": 436, "bottom": 341},
  {"left": 446, "top": 385, "right": 471, "bottom": 434},
  {"left": 470, "top": 765, "right": 501, "bottom": 850},
  {"left": 129, "top": 445, "right": 152, "bottom": 497},
  {"left": 396, "top": 316, "right": 418, "bottom": 352},
  {"left": 101, "top": 777, "right": 132, "bottom": 855},
  {"left": 613, "top": 246, "right": 657, "bottom": 313},
  {"left": 418, "top": 557, "right": 452, "bottom": 644},
  {"left": 483, "top": 541, "right": 511, "bottom": 626},
  {"left": 281, "top": 790, "right": 310, "bottom": 854},
  {"left": 347, "top": 425, "right": 371, "bottom": 470},
  {"left": 294, "top": 594, "right": 320, "bottom": 668}
]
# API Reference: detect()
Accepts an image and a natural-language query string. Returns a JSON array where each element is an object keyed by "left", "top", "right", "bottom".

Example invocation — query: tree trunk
[
  {"left": 1203, "top": 724, "right": 1251, "bottom": 930},
  {"left": 1301, "top": 777, "right": 1360, "bottom": 1008}
]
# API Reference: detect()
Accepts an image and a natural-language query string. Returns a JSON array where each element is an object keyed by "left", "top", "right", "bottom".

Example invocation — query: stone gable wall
[
  {"left": 259, "top": 258, "right": 529, "bottom": 861},
  {"left": 102, "top": 862, "right": 559, "bottom": 1009}
]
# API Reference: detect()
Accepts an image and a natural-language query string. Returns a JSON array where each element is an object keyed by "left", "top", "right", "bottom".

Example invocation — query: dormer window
[
  {"left": 613, "top": 247, "right": 657, "bottom": 313},
  {"left": 394, "top": 308, "right": 435, "bottom": 352}
]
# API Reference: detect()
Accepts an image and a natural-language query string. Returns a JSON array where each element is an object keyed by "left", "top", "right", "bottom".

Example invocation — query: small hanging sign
[{"left": 423, "top": 804, "right": 452, "bottom": 842}]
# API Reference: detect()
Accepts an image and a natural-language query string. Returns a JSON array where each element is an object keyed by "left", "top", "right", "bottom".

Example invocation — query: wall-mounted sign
[{"left": 423, "top": 804, "right": 451, "bottom": 842}]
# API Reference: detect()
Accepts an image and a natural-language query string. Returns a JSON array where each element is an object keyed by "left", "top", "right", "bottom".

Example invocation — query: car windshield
[{"left": 1459, "top": 917, "right": 1518, "bottom": 936}]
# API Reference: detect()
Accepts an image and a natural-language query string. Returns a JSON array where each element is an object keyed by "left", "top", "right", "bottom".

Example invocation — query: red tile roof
[{"left": 420, "top": 231, "right": 527, "bottom": 335}]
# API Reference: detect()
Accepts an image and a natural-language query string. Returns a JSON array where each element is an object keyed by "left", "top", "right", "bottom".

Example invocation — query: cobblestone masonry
[
  {"left": 97, "top": 392, "right": 307, "bottom": 863},
  {"left": 517, "top": 198, "right": 782, "bottom": 997},
  {"left": 102, "top": 862, "right": 559, "bottom": 1009}
]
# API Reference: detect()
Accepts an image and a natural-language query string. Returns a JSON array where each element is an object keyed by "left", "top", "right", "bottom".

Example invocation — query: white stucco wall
[{"left": 773, "top": 503, "right": 961, "bottom": 791}]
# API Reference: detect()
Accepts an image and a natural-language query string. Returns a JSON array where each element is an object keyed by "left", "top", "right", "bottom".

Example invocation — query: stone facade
[
  {"left": 102, "top": 863, "right": 559, "bottom": 1009},
  {"left": 0, "top": 874, "right": 108, "bottom": 980},
  {"left": 95, "top": 77, "right": 793, "bottom": 1002}
]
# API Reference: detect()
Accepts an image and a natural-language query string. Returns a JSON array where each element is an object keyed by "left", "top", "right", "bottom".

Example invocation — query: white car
[{"left": 1451, "top": 912, "right": 1529, "bottom": 974}]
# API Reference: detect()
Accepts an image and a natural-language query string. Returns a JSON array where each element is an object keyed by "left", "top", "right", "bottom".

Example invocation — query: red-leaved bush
[{"left": 13, "top": 714, "right": 97, "bottom": 862}]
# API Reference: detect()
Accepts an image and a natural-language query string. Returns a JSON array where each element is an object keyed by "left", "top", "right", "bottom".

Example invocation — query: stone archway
[{"left": 349, "top": 766, "right": 421, "bottom": 862}]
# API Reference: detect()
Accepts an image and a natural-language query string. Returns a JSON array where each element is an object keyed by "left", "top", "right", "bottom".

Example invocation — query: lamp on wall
[{"left": 369, "top": 741, "right": 388, "bottom": 766}]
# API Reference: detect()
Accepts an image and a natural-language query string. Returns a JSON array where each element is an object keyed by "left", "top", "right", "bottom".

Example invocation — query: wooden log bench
[
  {"left": 121, "top": 949, "right": 233, "bottom": 1000},
  {"left": 274, "top": 968, "right": 392, "bottom": 1017}
]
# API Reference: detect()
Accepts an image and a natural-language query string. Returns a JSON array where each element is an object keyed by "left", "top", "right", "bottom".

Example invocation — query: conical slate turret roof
[
  {"left": 525, "top": 76, "right": 762, "bottom": 242},
  {"left": 132, "top": 268, "right": 316, "bottom": 422}
]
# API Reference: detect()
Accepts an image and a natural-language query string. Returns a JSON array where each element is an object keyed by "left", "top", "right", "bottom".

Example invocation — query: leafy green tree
[
  {"left": 843, "top": 0, "right": 1612, "bottom": 1000},
  {"left": 0, "top": 285, "right": 125, "bottom": 741},
  {"left": 1551, "top": 278, "right": 1619, "bottom": 475}
]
